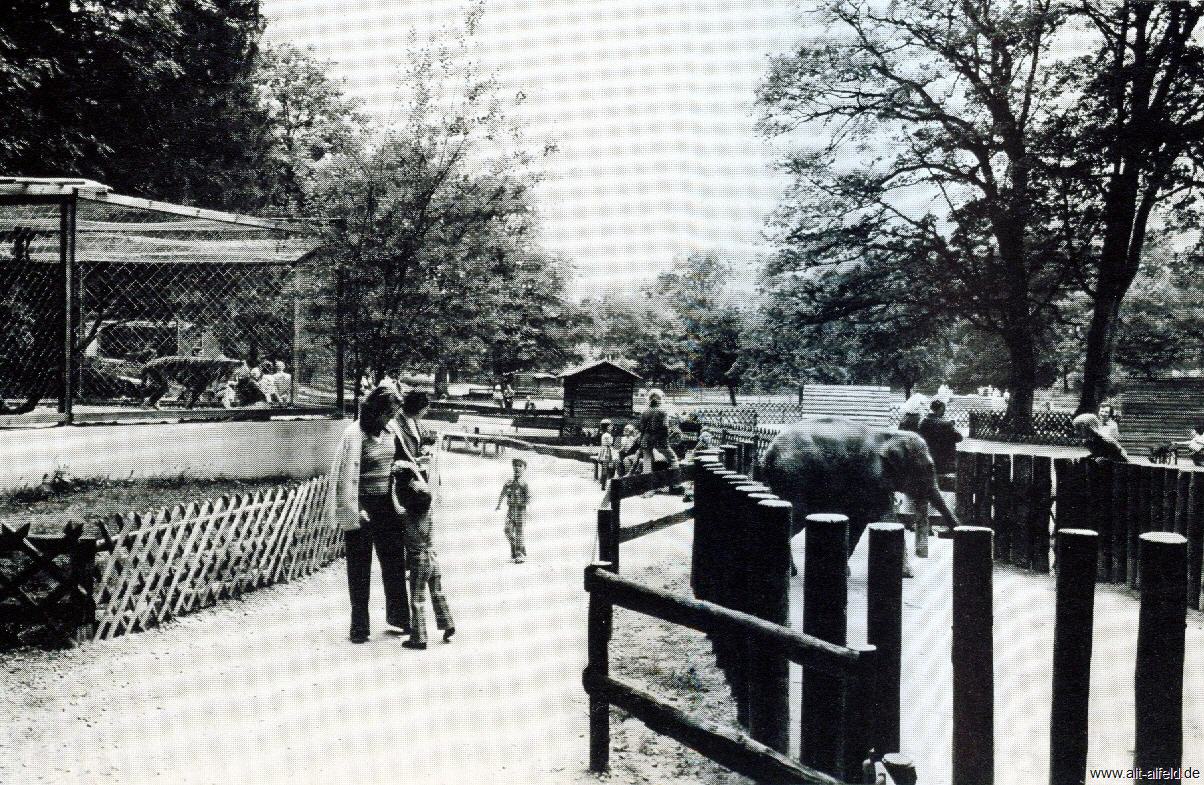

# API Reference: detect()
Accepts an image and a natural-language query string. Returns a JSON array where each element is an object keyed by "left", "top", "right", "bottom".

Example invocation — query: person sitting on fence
[
  {"left": 898, "top": 393, "right": 928, "bottom": 433},
  {"left": 326, "top": 386, "right": 411, "bottom": 644},
  {"left": 1176, "top": 424, "right": 1204, "bottom": 467},
  {"left": 617, "top": 424, "right": 639, "bottom": 476},
  {"left": 597, "top": 419, "right": 616, "bottom": 489},
  {"left": 1073, "top": 413, "right": 1130, "bottom": 464},
  {"left": 918, "top": 398, "right": 963, "bottom": 478},
  {"left": 639, "top": 389, "right": 683, "bottom": 497},
  {"left": 251, "top": 365, "right": 280, "bottom": 405},
  {"left": 496, "top": 457, "right": 530, "bottom": 562},
  {"left": 1097, "top": 403, "right": 1120, "bottom": 439},
  {"left": 236, "top": 369, "right": 268, "bottom": 407}
]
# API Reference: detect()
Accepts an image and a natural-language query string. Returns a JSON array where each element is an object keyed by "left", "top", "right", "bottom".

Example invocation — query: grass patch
[{"left": 0, "top": 472, "right": 301, "bottom": 538}]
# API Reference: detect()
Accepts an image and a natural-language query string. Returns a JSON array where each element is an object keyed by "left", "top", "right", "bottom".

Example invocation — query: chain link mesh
[{"left": 0, "top": 195, "right": 332, "bottom": 423}]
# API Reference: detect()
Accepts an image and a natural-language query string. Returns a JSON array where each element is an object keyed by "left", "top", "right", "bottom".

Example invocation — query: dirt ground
[{"left": 0, "top": 450, "right": 1200, "bottom": 785}]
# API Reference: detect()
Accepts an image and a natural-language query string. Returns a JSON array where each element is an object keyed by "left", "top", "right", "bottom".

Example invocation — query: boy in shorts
[{"left": 496, "top": 457, "right": 530, "bottom": 562}]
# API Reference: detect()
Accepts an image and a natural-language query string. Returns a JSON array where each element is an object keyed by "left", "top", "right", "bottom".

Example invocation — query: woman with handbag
[
  {"left": 326, "top": 386, "right": 411, "bottom": 644},
  {"left": 393, "top": 390, "right": 455, "bottom": 650}
]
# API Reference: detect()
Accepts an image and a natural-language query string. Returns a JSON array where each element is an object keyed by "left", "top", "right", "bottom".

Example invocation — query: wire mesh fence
[{"left": 0, "top": 186, "right": 336, "bottom": 425}]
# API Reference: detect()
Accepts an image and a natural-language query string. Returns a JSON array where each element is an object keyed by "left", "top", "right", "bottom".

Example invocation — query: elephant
[{"left": 760, "top": 417, "right": 960, "bottom": 569}]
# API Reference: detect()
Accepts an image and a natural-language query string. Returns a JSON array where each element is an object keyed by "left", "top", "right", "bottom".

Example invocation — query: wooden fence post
[
  {"left": 1011, "top": 455, "right": 1033, "bottom": 570},
  {"left": 952, "top": 526, "right": 993, "bottom": 785},
  {"left": 690, "top": 457, "right": 720, "bottom": 601},
  {"left": 1050, "top": 529, "right": 1098, "bottom": 785},
  {"left": 1128, "top": 465, "right": 1143, "bottom": 589},
  {"left": 801, "top": 512, "right": 849, "bottom": 777},
  {"left": 1187, "top": 473, "right": 1204, "bottom": 611},
  {"left": 843, "top": 642, "right": 879, "bottom": 783},
  {"left": 597, "top": 499, "right": 620, "bottom": 573},
  {"left": 868, "top": 522, "right": 904, "bottom": 757},
  {"left": 1032, "top": 457, "right": 1052, "bottom": 573},
  {"left": 991, "top": 455, "right": 1012, "bottom": 562},
  {"left": 1134, "top": 532, "right": 1187, "bottom": 773},
  {"left": 1112, "top": 463, "right": 1130, "bottom": 585},
  {"left": 955, "top": 451, "right": 974, "bottom": 521},
  {"left": 746, "top": 498, "right": 793, "bottom": 755},
  {"left": 722, "top": 444, "right": 738, "bottom": 471},
  {"left": 1087, "top": 461, "right": 1114, "bottom": 582},
  {"left": 585, "top": 562, "right": 614, "bottom": 772},
  {"left": 973, "top": 453, "right": 992, "bottom": 530}
]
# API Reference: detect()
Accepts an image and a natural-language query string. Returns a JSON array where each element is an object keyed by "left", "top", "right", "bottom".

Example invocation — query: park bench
[
  {"left": 798, "top": 383, "right": 898, "bottom": 428},
  {"left": 441, "top": 431, "right": 504, "bottom": 457}
]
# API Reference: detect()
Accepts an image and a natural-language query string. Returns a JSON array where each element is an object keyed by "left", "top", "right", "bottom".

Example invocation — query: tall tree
[
  {"left": 758, "top": 0, "right": 1074, "bottom": 422},
  {"left": 1043, "top": 1, "right": 1204, "bottom": 411}
]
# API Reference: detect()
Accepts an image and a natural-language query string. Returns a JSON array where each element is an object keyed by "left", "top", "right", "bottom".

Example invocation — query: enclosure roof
[
  {"left": 0, "top": 177, "right": 319, "bottom": 265},
  {"left": 559, "top": 359, "right": 642, "bottom": 380}
]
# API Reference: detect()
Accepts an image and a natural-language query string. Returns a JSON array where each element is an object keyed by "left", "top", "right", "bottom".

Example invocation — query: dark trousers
[{"left": 345, "top": 494, "right": 410, "bottom": 636}]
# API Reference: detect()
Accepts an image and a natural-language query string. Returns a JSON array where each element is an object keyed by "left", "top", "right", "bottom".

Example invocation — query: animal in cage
[
  {"left": 140, "top": 356, "right": 247, "bottom": 409},
  {"left": 1148, "top": 443, "right": 1179, "bottom": 465}
]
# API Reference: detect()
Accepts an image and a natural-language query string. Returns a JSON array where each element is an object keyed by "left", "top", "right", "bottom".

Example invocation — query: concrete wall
[{"left": 0, "top": 418, "right": 347, "bottom": 491}]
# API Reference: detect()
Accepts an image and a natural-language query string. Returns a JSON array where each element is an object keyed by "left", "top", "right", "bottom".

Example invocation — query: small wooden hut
[{"left": 560, "top": 360, "right": 640, "bottom": 432}]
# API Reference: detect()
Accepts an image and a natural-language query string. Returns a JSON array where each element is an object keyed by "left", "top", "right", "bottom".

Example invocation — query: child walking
[
  {"left": 597, "top": 419, "right": 615, "bottom": 489},
  {"left": 496, "top": 457, "right": 530, "bottom": 563}
]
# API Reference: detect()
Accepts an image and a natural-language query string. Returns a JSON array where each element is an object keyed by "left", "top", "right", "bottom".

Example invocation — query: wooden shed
[{"left": 560, "top": 360, "right": 641, "bottom": 431}]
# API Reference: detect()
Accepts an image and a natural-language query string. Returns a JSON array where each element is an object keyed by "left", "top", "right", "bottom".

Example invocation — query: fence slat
[
  {"left": 973, "top": 452, "right": 992, "bottom": 530},
  {"left": 1188, "top": 473, "right": 1204, "bottom": 611},
  {"left": 1050, "top": 529, "right": 1098, "bottom": 785},
  {"left": 1032, "top": 457, "right": 1052, "bottom": 573},
  {"left": 991, "top": 455, "right": 1012, "bottom": 562},
  {"left": 1112, "top": 463, "right": 1130, "bottom": 585},
  {"left": 1087, "top": 461, "right": 1114, "bottom": 583},
  {"left": 800, "top": 513, "right": 848, "bottom": 778},
  {"left": 1011, "top": 455, "right": 1034, "bottom": 570}
]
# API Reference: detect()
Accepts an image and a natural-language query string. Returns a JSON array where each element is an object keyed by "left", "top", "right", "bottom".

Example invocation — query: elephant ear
[{"left": 879, "top": 430, "right": 936, "bottom": 496}]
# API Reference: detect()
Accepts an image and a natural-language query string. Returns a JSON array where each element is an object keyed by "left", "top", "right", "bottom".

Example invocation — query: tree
[
  {"left": 481, "top": 254, "right": 589, "bottom": 380},
  {"left": 653, "top": 253, "right": 746, "bottom": 403},
  {"left": 1114, "top": 252, "right": 1204, "bottom": 379},
  {"left": 309, "top": 7, "right": 562, "bottom": 391},
  {"left": 758, "top": 0, "right": 1076, "bottom": 423},
  {"left": 1042, "top": 2, "right": 1204, "bottom": 412}
]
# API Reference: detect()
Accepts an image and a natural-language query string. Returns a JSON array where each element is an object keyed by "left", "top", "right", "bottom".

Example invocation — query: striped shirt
[{"left": 359, "top": 431, "right": 396, "bottom": 496}]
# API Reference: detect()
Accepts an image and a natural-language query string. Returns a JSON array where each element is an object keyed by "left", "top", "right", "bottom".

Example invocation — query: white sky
[{"left": 261, "top": 0, "right": 800, "bottom": 299}]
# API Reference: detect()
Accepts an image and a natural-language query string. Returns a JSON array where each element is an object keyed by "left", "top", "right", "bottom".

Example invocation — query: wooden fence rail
[
  {"left": 956, "top": 449, "right": 1204, "bottom": 609},
  {"left": 1, "top": 475, "right": 340, "bottom": 647}
]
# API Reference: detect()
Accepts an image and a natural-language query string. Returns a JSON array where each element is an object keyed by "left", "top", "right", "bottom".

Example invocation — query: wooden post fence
[
  {"left": 1134, "top": 532, "right": 1188, "bottom": 773},
  {"left": 1049, "top": 529, "right": 1098, "bottom": 785},
  {"left": 953, "top": 525, "right": 993, "bottom": 785},
  {"left": 745, "top": 498, "right": 792, "bottom": 755},
  {"left": 867, "top": 522, "right": 904, "bottom": 757},
  {"left": 800, "top": 512, "right": 849, "bottom": 776}
]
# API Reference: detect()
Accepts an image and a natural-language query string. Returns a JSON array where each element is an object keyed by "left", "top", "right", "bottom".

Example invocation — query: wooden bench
[{"left": 441, "top": 432, "right": 504, "bottom": 457}]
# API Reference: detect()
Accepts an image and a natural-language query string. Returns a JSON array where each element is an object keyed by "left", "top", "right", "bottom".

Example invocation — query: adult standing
[
  {"left": 898, "top": 393, "right": 928, "bottom": 433},
  {"left": 272, "top": 360, "right": 292, "bottom": 405},
  {"left": 918, "top": 398, "right": 964, "bottom": 477},
  {"left": 394, "top": 390, "right": 455, "bottom": 649},
  {"left": 326, "top": 386, "right": 410, "bottom": 644},
  {"left": 502, "top": 382, "right": 515, "bottom": 411}
]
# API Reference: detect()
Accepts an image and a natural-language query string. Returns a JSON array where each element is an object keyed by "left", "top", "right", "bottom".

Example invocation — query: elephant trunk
[{"left": 927, "top": 483, "right": 960, "bottom": 528}]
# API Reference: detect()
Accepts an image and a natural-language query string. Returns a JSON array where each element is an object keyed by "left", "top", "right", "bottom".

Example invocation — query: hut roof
[{"left": 559, "top": 359, "right": 641, "bottom": 380}]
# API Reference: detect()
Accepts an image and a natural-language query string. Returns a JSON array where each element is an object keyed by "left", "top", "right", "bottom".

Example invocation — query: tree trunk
[
  {"left": 727, "top": 385, "right": 737, "bottom": 406},
  {"left": 434, "top": 364, "right": 449, "bottom": 400},
  {"left": 1078, "top": 291, "right": 1124, "bottom": 415},
  {"left": 1004, "top": 327, "right": 1037, "bottom": 431}
]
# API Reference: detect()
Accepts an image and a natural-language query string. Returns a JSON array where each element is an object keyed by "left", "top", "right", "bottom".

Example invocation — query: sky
[{"left": 260, "top": 0, "right": 801, "bottom": 299}]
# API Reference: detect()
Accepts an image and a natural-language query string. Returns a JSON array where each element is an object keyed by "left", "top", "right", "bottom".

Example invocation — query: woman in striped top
[{"left": 328, "top": 386, "right": 411, "bottom": 644}]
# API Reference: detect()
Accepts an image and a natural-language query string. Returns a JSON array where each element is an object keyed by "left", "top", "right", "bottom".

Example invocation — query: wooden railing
[{"left": 585, "top": 564, "right": 906, "bottom": 785}]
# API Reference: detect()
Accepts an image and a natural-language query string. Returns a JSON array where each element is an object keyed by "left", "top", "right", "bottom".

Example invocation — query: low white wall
[{"left": 0, "top": 418, "right": 347, "bottom": 491}]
